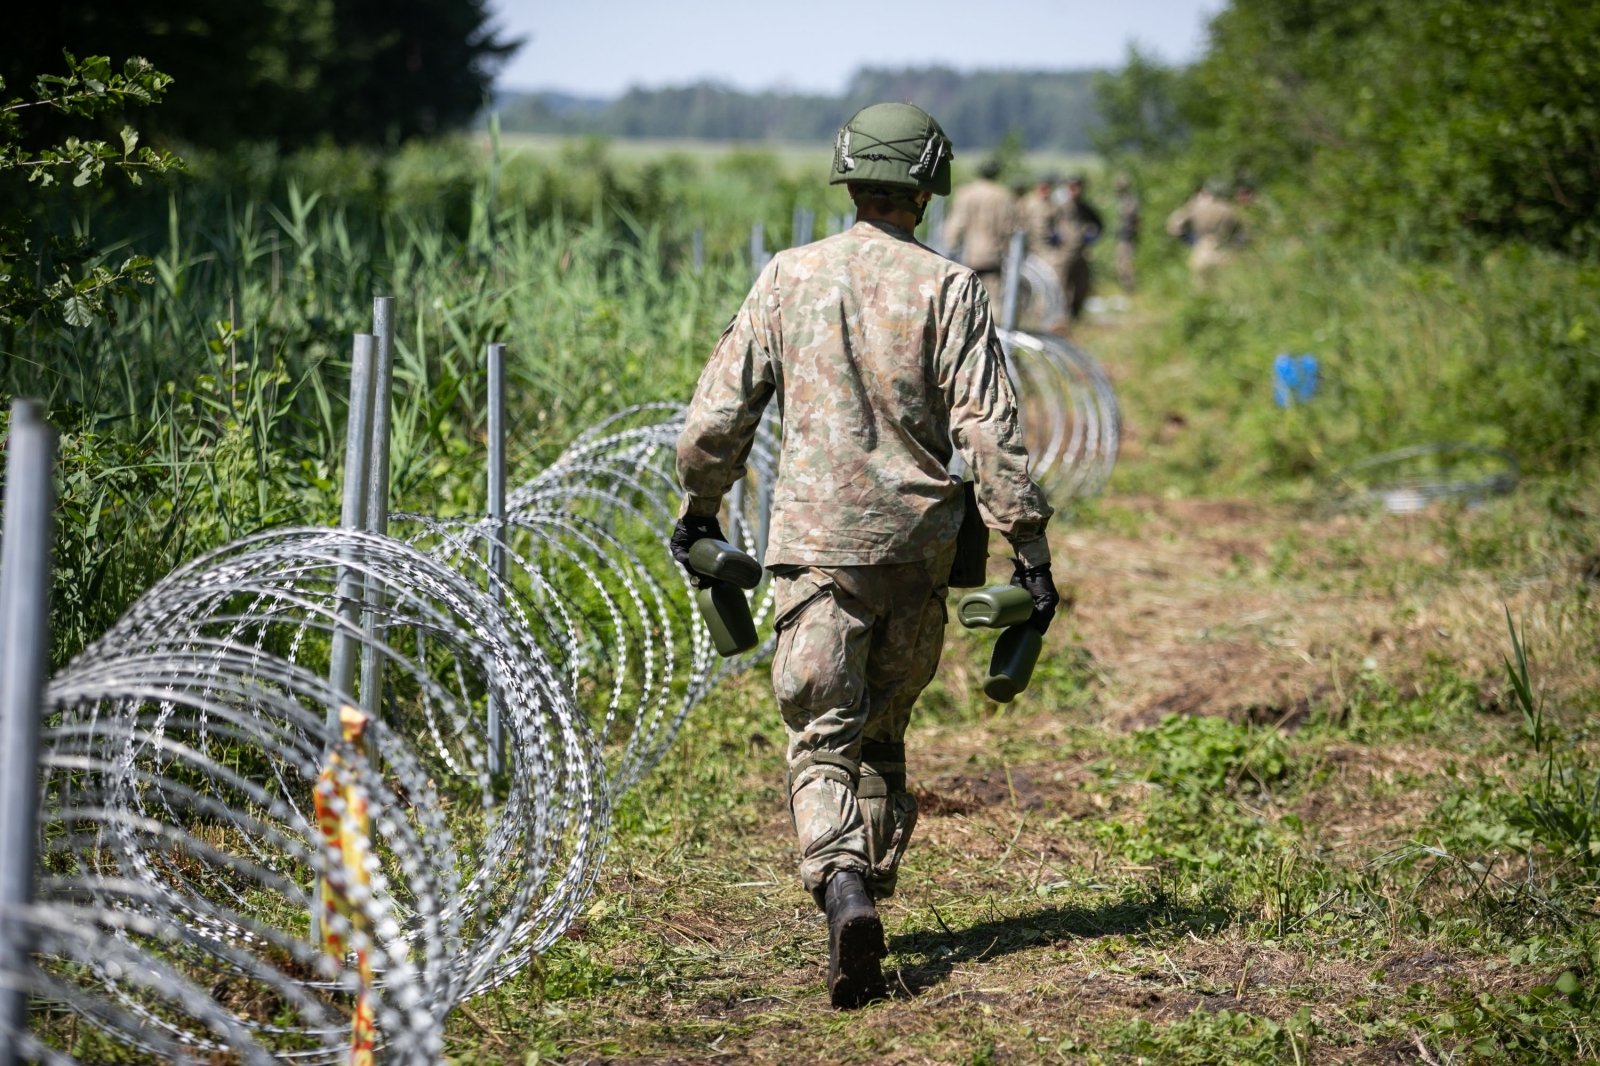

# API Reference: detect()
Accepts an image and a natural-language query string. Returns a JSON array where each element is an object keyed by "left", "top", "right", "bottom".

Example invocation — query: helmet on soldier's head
[{"left": 830, "top": 102, "right": 953, "bottom": 196}]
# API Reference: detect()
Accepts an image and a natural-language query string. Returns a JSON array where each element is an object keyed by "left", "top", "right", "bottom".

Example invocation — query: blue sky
[{"left": 488, "top": 0, "right": 1225, "bottom": 96}]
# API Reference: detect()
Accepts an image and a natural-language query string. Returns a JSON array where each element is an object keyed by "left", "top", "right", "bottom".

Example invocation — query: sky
[{"left": 487, "top": 0, "right": 1225, "bottom": 97}]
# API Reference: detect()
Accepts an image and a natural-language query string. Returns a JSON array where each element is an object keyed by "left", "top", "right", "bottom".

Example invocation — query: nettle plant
[{"left": 0, "top": 53, "right": 182, "bottom": 327}]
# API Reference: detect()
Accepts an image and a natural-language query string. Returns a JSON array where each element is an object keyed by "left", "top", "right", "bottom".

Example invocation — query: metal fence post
[
  {"left": 1000, "top": 230, "right": 1025, "bottom": 332},
  {"left": 486, "top": 342, "right": 507, "bottom": 776},
  {"left": 750, "top": 221, "right": 767, "bottom": 279},
  {"left": 691, "top": 226, "right": 705, "bottom": 275},
  {"left": 359, "top": 298, "right": 395, "bottom": 723},
  {"left": 327, "top": 334, "right": 375, "bottom": 731},
  {"left": 0, "top": 399, "right": 56, "bottom": 1064},
  {"left": 791, "top": 206, "right": 814, "bottom": 248}
]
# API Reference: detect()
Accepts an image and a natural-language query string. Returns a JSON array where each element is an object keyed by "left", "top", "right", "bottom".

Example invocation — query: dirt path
[{"left": 457, "top": 485, "right": 1596, "bottom": 1064}]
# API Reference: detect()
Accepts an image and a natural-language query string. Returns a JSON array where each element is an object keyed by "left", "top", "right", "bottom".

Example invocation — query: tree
[
  {"left": 0, "top": 54, "right": 181, "bottom": 328},
  {"left": 1091, "top": 46, "right": 1189, "bottom": 162},
  {"left": 1, "top": 1, "right": 520, "bottom": 149}
]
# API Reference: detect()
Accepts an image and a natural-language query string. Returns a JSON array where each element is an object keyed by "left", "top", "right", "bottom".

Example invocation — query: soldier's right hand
[
  {"left": 670, "top": 514, "right": 726, "bottom": 585},
  {"left": 1010, "top": 561, "right": 1061, "bottom": 634}
]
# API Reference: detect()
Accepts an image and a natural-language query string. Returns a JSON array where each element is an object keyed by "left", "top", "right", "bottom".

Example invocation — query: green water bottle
[
  {"left": 688, "top": 538, "right": 762, "bottom": 656},
  {"left": 955, "top": 584, "right": 1041, "bottom": 703}
]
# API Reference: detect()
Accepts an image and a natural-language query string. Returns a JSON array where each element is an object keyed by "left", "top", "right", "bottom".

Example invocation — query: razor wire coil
[{"left": 5, "top": 320, "right": 1117, "bottom": 1060}]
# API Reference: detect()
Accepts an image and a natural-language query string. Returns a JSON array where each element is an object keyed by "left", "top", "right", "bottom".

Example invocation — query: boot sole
[{"left": 829, "top": 912, "right": 887, "bottom": 1008}]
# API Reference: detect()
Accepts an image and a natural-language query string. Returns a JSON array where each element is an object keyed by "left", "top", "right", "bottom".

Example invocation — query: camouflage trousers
[{"left": 770, "top": 550, "right": 952, "bottom": 902}]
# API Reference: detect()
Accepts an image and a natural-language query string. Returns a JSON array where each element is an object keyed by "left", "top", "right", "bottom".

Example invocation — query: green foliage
[
  {"left": 1133, "top": 713, "right": 1292, "bottom": 797},
  {"left": 0, "top": 54, "right": 181, "bottom": 328},
  {"left": 1091, "top": 45, "right": 1190, "bottom": 163},
  {"left": 1106, "top": 239, "right": 1600, "bottom": 494},
  {"left": 1167, "top": 0, "right": 1600, "bottom": 255}
]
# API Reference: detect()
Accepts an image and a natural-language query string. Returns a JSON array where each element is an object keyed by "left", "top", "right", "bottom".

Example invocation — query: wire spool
[{"left": 1329, "top": 443, "right": 1519, "bottom": 513}]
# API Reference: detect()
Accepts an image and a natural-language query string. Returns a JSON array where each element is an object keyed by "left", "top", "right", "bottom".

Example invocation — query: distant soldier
[
  {"left": 941, "top": 159, "right": 1017, "bottom": 308},
  {"left": 673, "top": 102, "right": 1058, "bottom": 1009},
  {"left": 1113, "top": 173, "right": 1140, "bottom": 293},
  {"left": 1019, "top": 174, "right": 1064, "bottom": 276},
  {"left": 1056, "top": 174, "right": 1103, "bottom": 326},
  {"left": 1165, "top": 180, "right": 1243, "bottom": 285}
]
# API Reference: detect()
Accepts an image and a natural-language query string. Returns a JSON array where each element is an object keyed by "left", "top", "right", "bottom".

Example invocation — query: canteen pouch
[{"left": 947, "top": 481, "right": 989, "bottom": 588}]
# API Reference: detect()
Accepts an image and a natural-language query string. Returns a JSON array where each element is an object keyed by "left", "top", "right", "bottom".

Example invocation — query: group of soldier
[{"left": 941, "top": 163, "right": 1248, "bottom": 329}]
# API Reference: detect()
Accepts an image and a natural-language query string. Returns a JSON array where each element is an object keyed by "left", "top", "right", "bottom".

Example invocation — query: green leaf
[
  {"left": 120, "top": 125, "right": 138, "bottom": 155},
  {"left": 1555, "top": 971, "right": 1580, "bottom": 996},
  {"left": 60, "top": 294, "right": 95, "bottom": 327}
]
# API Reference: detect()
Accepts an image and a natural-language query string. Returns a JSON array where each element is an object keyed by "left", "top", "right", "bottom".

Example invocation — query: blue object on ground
[{"left": 1273, "top": 353, "right": 1320, "bottom": 407}]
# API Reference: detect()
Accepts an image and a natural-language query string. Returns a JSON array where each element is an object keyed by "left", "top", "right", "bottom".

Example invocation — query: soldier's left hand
[
  {"left": 1010, "top": 561, "right": 1061, "bottom": 634},
  {"left": 670, "top": 514, "right": 726, "bottom": 584}
]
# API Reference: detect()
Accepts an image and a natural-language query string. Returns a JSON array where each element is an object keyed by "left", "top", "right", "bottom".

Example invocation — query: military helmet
[{"left": 829, "top": 102, "right": 953, "bottom": 196}]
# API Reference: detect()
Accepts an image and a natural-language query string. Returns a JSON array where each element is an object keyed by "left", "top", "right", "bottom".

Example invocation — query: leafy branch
[{"left": 0, "top": 53, "right": 182, "bottom": 327}]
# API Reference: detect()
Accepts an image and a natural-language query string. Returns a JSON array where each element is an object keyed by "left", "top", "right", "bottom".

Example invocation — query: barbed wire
[{"left": 5, "top": 326, "right": 1117, "bottom": 1059}]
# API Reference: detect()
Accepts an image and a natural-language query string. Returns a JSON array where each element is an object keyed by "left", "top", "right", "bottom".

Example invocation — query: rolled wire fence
[{"left": 0, "top": 265, "right": 1119, "bottom": 1062}]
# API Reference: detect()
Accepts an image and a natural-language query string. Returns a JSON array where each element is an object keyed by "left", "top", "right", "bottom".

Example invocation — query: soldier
[
  {"left": 1113, "top": 173, "right": 1140, "bottom": 293},
  {"left": 941, "top": 158, "right": 1017, "bottom": 309},
  {"left": 1056, "top": 174, "right": 1104, "bottom": 326},
  {"left": 671, "top": 102, "right": 1059, "bottom": 1009},
  {"left": 1165, "top": 179, "right": 1244, "bottom": 285}
]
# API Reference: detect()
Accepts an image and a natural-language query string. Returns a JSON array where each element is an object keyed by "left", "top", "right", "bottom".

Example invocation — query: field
[{"left": 6, "top": 137, "right": 1599, "bottom": 1063}]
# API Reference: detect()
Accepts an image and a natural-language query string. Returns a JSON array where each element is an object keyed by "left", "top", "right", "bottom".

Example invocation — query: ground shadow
[{"left": 886, "top": 883, "right": 1234, "bottom": 997}]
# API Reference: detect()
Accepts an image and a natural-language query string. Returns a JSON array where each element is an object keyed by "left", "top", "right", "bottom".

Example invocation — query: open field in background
[{"left": 3, "top": 133, "right": 1598, "bottom": 1062}]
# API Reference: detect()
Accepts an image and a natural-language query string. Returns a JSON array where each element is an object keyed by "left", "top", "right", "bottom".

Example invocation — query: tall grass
[
  {"left": 1105, "top": 234, "right": 1600, "bottom": 496},
  {"left": 1, "top": 158, "right": 757, "bottom": 664}
]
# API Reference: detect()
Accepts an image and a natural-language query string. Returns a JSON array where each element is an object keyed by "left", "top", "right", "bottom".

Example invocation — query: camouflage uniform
[
  {"left": 941, "top": 176, "right": 1017, "bottom": 310},
  {"left": 1056, "top": 185, "right": 1104, "bottom": 325},
  {"left": 677, "top": 219, "right": 1053, "bottom": 899},
  {"left": 1114, "top": 183, "right": 1140, "bottom": 293},
  {"left": 1165, "top": 188, "right": 1243, "bottom": 284},
  {"left": 1019, "top": 185, "right": 1062, "bottom": 269}
]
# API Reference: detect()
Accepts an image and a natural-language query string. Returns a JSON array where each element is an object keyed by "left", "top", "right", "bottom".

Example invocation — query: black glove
[
  {"left": 670, "top": 514, "right": 725, "bottom": 586},
  {"left": 1011, "top": 561, "right": 1060, "bottom": 634}
]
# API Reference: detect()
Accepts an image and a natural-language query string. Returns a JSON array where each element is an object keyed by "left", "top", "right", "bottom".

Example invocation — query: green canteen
[
  {"left": 688, "top": 538, "right": 763, "bottom": 589},
  {"left": 956, "top": 584, "right": 1034, "bottom": 629},
  {"left": 982, "top": 623, "right": 1042, "bottom": 703},
  {"left": 695, "top": 581, "right": 760, "bottom": 657}
]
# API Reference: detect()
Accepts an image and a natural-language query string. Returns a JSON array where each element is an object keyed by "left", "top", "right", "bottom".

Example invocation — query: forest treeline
[{"left": 494, "top": 67, "right": 1102, "bottom": 152}]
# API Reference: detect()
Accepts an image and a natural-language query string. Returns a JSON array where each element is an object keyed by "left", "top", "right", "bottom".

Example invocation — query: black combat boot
[{"left": 822, "top": 870, "right": 887, "bottom": 1008}]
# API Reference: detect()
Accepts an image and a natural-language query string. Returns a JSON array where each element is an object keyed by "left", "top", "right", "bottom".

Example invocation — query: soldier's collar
[{"left": 860, "top": 218, "right": 917, "bottom": 240}]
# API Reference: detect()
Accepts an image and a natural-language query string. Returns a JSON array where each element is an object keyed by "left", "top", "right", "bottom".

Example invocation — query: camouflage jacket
[
  {"left": 677, "top": 219, "right": 1053, "bottom": 569},
  {"left": 941, "top": 178, "right": 1017, "bottom": 272}
]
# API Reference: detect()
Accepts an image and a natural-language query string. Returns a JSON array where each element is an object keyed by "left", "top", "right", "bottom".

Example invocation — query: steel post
[
  {"left": 692, "top": 226, "right": 705, "bottom": 275},
  {"left": 792, "top": 206, "right": 814, "bottom": 248},
  {"left": 0, "top": 399, "right": 56, "bottom": 1064},
  {"left": 486, "top": 342, "right": 508, "bottom": 776},
  {"left": 750, "top": 222, "right": 767, "bottom": 279},
  {"left": 359, "top": 298, "right": 395, "bottom": 722},
  {"left": 1000, "top": 230, "right": 1025, "bottom": 332},
  {"left": 327, "top": 334, "right": 375, "bottom": 732}
]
